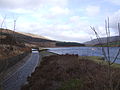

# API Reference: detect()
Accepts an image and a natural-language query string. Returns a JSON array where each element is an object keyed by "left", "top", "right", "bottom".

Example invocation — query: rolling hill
[
  {"left": 0, "top": 28, "right": 85, "bottom": 47},
  {"left": 0, "top": 28, "right": 56, "bottom": 47},
  {"left": 84, "top": 36, "right": 120, "bottom": 46}
]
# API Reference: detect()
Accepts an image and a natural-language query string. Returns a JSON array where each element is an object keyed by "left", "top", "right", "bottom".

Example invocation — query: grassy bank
[
  {"left": 39, "top": 49, "right": 57, "bottom": 58},
  {"left": 40, "top": 50, "right": 120, "bottom": 68},
  {"left": 22, "top": 51, "right": 120, "bottom": 90},
  {"left": 80, "top": 56, "right": 120, "bottom": 68}
]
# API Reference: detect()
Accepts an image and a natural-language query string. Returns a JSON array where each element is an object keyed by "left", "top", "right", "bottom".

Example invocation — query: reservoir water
[{"left": 48, "top": 47, "right": 120, "bottom": 64}]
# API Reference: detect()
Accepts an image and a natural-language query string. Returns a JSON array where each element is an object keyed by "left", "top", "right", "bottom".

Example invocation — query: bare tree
[
  {"left": 90, "top": 18, "right": 120, "bottom": 90},
  {"left": 10, "top": 16, "right": 18, "bottom": 47},
  {"left": 0, "top": 15, "right": 7, "bottom": 46}
]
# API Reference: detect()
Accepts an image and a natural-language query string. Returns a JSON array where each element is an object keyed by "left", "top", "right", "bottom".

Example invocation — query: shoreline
[
  {"left": 22, "top": 50, "right": 120, "bottom": 90},
  {"left": 41, "top": 50, "right": 120, "bottom": 68}
]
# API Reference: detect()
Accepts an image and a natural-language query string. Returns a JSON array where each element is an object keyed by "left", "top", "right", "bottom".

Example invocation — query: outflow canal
[{"left": 2, "top": 51, "right": 40, "bottom": 90}]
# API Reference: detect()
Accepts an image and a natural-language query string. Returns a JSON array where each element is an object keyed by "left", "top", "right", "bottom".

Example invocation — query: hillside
[
  {"left": 0, "top": 28, "right": 56, "bottom": 47},
  {"left": 0, "top": 28, "right": 54, "bottom": 42},
  {"left": 0, "top": 29, "right": 32, "bottom": 73},
  {"left": 84, "top": 36, "right": 120, "bottom": 46},
  {"left": 0, "top": 28, "right": 84, "bottom": 47},
  {"left": 56, "top": 42, "right": 85, "bottom": 47},
  {"left": 19, "top": 32, "right": 50, "bottom": 40}
]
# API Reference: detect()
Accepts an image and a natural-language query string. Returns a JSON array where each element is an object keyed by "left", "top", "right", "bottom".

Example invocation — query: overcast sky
[{"left": 0, "top": 0, "right": 120, "bottom": 43}]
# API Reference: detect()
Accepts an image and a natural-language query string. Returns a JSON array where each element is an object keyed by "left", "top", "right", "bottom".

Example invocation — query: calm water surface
[{"left": 48, "top": 47, "right": 120, "bottom": 64}]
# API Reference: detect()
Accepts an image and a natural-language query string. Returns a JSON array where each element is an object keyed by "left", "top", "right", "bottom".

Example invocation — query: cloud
[
  {"left": 9, "top": 8, "right": 33, "bottom": 14},
  {"left": 0, "top": 0, "right": 68, "bottom": 9},
  {"left": 109, "top": 10, "right": 120, "bottom": 28},
  {"left": 105, "top": 0, "right": 120, "bottom": 5},
  {"left": 86, "top": 6, "right": 100, "bottom": 16},
  {"left": 107, "top": 10, "right": 120, "bottom": 36},
  {"left": 0, "top": 0, "right": 31, "bottom": 9},
  {"left": 41, "top": 28, "right": 90, "bottom": 42},
  {"left": 1, "top": 0, "right": 119, "bottom": 43},
  {"left": 13, "top": 16, "right": 92, "bottom": 43},
  {"left": 49, "top": 6, "right": 70, "bottom": 15},
  {"left": 42, "top": 6, "right": 71, "bottom": 20},
  {"left": 70, "top": 16, "right": 81, "bottom": 23}
]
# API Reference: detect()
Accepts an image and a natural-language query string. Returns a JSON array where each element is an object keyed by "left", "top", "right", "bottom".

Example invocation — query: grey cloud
[
  {"left": 0, "top": 0, "right": 68, "bottom": 9},
  {"left": 42, "top": 32, "right": 88, "bottom": 43},
  {"left": 108, "top": 10, "right": 120, "bottom": 35},
  {"left": 105, "top": 0, "right": 120, "bottom": 5},
  {"left": 0, "top": 0, "right": 44, "bottom": 9}
]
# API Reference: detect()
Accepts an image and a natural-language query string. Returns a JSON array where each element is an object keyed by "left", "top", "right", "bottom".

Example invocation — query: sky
[{"left": 0, "top": 0, "right": 120, "bottom": 43}]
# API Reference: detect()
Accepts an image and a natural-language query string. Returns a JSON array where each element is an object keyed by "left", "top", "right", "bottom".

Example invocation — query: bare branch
[
  {"left": 1, "top": 15, "right": 7, "bottom": 28},
  {"left": 111, "top": 49, "right": 120, "bottom": 65},
  {"left": 110, "top": 23, "right": 120, "bottom": 65},
  {"left": 90, "top": 26, "right": 108, "bottom": 61}
]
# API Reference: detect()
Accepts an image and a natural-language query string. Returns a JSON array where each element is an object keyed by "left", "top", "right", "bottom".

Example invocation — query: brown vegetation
[
  {"left": 0, "top": 44, "right": 31, "bottom": 74},
  {"left": 0, "top": 28, "right": 56, "bottom": 48},
  {"left": 22, "top": 54, "right": 120, "bottom": 90},
  {"left": 0, "top": 45, "right": 31, "bottom": 60}
]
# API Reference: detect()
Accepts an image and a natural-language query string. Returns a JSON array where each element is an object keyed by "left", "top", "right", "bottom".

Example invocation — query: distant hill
[
  {"left": 0, "top": 28, "right": 56, "bottom": 47},
  {"left": 0, "top": 28, "right": 84, "bottom": 47},
  {"left": 19, "top": 32, "right": 50, "bottom": 40},
  {"left": 56, "top": 42, "right": 85, "bottom": 47},
  {"left": 1, "top": 28, "right": 54, "bottom": 42},
  {"left": 84, "top": 36, "right": 120, "bottom": 46}
]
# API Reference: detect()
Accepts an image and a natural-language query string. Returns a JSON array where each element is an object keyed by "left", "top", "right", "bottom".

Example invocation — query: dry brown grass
[
  {"left": 0, "top": 45, "right": 31, "bottom": 74},
  {"left": 21, "top": 54, "right": 120, "bottom": 90},
  {"left": 0, "top": 45, "right": 30, "bottom": 60}
]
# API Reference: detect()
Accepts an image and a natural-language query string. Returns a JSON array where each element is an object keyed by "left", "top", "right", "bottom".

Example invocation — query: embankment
[
  {"left": 22, "top": 51, "right": 120, "bottom": 90},
  {"left": 0, "top": 51, "right": 31, "bottom": 73},
  {"left": 0, "top": 47, "right": 31, "bottom": 90},
  {"left": 0, "top": 45, "right": 31, "bottom": 73}
]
